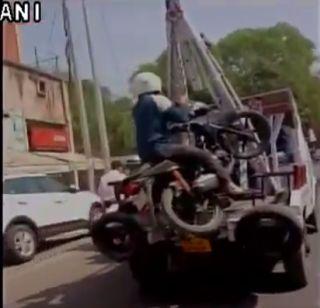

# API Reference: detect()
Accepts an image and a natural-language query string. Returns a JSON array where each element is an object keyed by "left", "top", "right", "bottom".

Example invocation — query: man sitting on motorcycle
[{"left": 130, "top": 72, "right": 244, "bottom": 195}]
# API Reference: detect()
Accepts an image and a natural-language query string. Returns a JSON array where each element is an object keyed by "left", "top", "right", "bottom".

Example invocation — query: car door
[
  {"left": 35, "top": 176, "right": 74, "bottom": 226},
  {"left": 3, "top": 177, "right": 59, "bottom": 229},
  {"left": 37, "top": 176, "right": 89, "bottom": 232}
]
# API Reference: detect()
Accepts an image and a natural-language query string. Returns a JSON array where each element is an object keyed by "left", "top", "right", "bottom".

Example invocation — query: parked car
[{"left": 3, "top": 173, "right": 105, "bottom": 264}]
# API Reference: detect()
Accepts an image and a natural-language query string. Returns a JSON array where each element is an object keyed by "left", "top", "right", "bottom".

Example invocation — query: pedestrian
[{"left": 98, "top": 160, "right": 126, "bottom": 205}]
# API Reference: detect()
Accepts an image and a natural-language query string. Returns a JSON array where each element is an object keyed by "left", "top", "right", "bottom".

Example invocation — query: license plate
[{"left": 181, "top": 237, "right": 212, "bottom": 253}]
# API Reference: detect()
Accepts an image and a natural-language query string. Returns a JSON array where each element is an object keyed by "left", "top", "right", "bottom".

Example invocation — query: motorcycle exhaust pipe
[
  {"left": 91, "top": 212, "right": 144, "bottom": 262},
  {"left": 234, "top": 205, "right": 304, "bottom": 258}
]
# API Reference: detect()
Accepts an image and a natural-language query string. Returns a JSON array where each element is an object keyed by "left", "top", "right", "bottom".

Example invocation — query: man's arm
[
  {"left": 152, "top": 94, "right": 189, "bottom": 123},
  {"left": 164, "top": 105, "right": 189, "bottom": 123}
]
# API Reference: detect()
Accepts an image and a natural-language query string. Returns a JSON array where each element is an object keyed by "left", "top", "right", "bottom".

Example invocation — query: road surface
[
  {"left": 4, "top": 164, "right": 320, "bottom": 308},
  {"left": 3, "top": 232, "right": 319, "bottom": 308}
]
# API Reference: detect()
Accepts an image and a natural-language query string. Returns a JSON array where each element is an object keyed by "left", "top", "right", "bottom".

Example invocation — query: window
[
  {"left": 49, "top": 172, "right": 74, "bottom": 187},
  {"left": 36, "top": 80, "right": 46, "bottom": 97},
  {"left": 36, "top": 177, "right": 68, "bottom": 193},
  {"left": 4, "top": 177, "right": 43, "bottom": 194},
  {"left": 4, "top": 176, "right": 68, "bottom": 194}
]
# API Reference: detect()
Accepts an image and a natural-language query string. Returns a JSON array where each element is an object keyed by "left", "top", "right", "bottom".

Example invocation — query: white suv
[{"left": 3, "top": 173, "right": 104, "bottom": 264}]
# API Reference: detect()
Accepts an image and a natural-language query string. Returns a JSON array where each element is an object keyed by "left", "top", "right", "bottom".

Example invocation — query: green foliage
[
  {"left": 68, "top": 82, "right": 82, "bottom": 153},
  {"left": 104, "top": 97, "right": 136, "bottom": 156},
  {"left": 189, "top": 89, "right": 215, "bottom": 104},
  {"left": 68, "top": 81, "right": 135, "bottom": 157},
  {"left": 213, "top": 22, "right": 320, "bottom": 122}
]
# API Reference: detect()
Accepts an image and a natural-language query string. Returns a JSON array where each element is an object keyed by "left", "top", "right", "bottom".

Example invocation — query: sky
[{"left": 20, "top": 0, "right": 320, "bottom": 96}]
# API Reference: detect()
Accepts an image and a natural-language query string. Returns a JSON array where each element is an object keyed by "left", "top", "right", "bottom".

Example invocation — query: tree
[
  {"left": 68, "top": 82, "right": 84, "bottom": 153},
  {"left": 214, "top": 22, "right": 320, "bottom": 123},
  {"left": 104, "top": 97, "right": 136, "bottom": 156},
  {"left": 68, "top": 81, "right": 136, "bottom": 157},
  {"left": 132, "top": 23, "right": 320, "bottom": 123}
]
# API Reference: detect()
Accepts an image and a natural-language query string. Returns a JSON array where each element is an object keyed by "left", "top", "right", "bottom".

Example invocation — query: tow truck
[
  {"left": 164, "top": 1, "right": 318, "bottom": 287},
  {"left": 93, "top": 0, "right": 319, "bottom": 291}
]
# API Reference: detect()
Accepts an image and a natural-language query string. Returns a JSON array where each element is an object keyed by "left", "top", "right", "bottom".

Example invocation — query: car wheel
[
  {"left": 4, "top": 224, "right": 37, "bottom": 264},
  {"left": 89, "top": 204, "right": 105, "bottom": 225}
]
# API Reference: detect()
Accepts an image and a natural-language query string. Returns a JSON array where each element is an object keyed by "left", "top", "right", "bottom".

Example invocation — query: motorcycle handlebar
[
  {"left": 190, "top": 104, "right": 216, "bottom": 119},
  {"left": 168, "top": 104, "right": 218, "bottom": 133}
]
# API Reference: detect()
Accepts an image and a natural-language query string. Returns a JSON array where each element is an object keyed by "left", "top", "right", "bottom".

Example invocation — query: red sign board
[{"left": 28, "top": 122, "right": 70, "bottom": 152}]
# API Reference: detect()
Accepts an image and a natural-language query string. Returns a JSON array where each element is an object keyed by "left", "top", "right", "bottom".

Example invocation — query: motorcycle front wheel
[{"left": 216, "top": 111, "right": 271, "bottom": 160}]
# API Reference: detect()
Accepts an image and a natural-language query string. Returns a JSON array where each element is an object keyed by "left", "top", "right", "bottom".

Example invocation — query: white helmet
[{"left": 130, "top": 72, "right": 162, "bottom": 98}]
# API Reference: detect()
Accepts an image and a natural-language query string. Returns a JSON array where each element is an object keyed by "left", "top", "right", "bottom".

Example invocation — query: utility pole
[
  {"left": 34, "top": 47, "right": 40, "bottom": 68},
  {"left": 54, "top": 55, "right": 59, "bottom": 72},
  {"left": 82, "top": 0, "right": 111, "bottom": 170},
  {"left": 62, "top": 0, "right": 95, "bottom": 191}
]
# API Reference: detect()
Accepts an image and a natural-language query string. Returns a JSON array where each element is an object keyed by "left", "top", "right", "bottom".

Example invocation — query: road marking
[
  {"left": 98, "top": 263, "right": 120, "bottom": 275},
  {"left": 48, "top": 294, "right": 65, "bottom": 305}
]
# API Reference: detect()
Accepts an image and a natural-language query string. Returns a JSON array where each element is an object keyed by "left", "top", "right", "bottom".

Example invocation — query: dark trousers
[{"left": 153, "top": 143, "right": 231, "bottom": 181}]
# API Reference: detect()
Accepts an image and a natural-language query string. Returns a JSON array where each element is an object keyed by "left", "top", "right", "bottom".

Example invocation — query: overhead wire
[
  {"left": 44, "top": 6, "right": 59, "bottom": 71},
  {"left": 47, "top": 9, "right": 58, "bottom": 51},
  {"left": 99, "top": 6, "right": 123, "bottom": 93}
]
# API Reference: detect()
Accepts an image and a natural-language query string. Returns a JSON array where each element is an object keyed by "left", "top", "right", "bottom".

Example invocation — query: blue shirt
[{"left": 132, "top": 94, "right": 189, "bottom": 161}]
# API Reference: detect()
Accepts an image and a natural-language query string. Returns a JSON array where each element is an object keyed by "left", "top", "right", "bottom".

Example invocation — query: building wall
[
  {"left": 3, "top": 116, "right": 28, "bottom": 152},
  {"left": 3, "top": 64, "right": 66, "bottom": 124},
  {"left": 3, "top": 23, "right": 21, "bottom": 63},
  {"left": 3, "top": 62, "right": 76, "bottom": 155}
]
